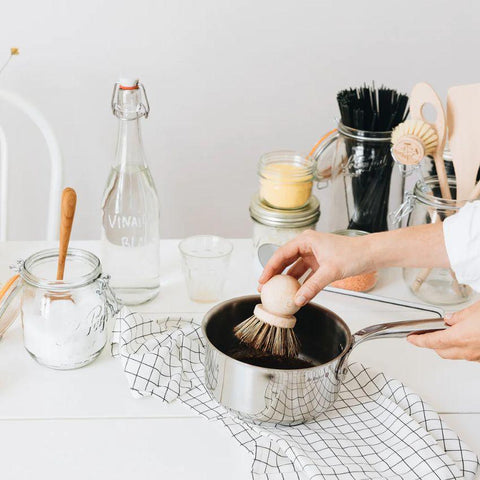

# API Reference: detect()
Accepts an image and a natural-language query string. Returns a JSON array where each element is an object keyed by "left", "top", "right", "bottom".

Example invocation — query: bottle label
[{"left": 103, "top": 213, "right": 149, "bottom": 247}]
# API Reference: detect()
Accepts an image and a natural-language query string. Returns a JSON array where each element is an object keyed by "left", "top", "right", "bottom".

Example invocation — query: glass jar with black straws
[{"left": 313, "top": 85, "right": 409, "bottom": 233}]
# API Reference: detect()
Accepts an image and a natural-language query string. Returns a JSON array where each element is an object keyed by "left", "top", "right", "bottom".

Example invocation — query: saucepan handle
[
  {"left": 335, "top": 317, "right": 447, "bottom": 380},
  {"left": 352, "top": 317, "right": 447, "bottom": 347}
]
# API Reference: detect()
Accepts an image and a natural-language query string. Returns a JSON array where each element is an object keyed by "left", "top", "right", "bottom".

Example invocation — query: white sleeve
[{"left": 443, "top": 201, "right": 480, "bottom": 292}]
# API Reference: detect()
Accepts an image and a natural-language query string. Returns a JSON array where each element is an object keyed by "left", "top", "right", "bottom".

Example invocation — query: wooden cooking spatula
[{"left": 447, "top": 83, "right": 480, "bottom": 201}]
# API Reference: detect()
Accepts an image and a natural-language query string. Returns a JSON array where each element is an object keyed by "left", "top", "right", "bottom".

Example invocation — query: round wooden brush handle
[
  {"left": 254, "top": 305, "right": 296, "bottom": 329},
  {"left": 57, "top": 187, "right": 77, "bottom": 281}
]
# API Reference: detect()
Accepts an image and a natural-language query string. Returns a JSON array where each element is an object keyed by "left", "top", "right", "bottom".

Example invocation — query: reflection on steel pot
[{"left": 202, "top": 296, "right": 446, "bottom": 425}]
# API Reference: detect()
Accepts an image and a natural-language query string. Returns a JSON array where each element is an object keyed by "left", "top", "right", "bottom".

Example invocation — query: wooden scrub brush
[
  {"left": 234, "top": 275, "right": 301, "bottom": 358},
  {"left": 391, "top": 119, "right": 438, "bottom": 166}
]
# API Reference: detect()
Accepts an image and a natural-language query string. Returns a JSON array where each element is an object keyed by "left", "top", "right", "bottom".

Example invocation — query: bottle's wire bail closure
[{"left": 111, "top": 81, "right": 150, "bottom": 120}]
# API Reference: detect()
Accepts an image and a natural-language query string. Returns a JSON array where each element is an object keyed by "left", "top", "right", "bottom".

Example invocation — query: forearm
[{"left": 362, "top": 222, "right": 450, "bottom": 270}]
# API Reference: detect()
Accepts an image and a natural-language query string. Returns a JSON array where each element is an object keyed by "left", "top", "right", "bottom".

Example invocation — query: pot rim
[{"left": 201, "top": 294, "right": 353, "bottom": 373}]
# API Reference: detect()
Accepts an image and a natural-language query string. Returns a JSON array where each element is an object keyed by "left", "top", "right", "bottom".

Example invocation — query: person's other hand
[
  {"left": 408, "top": 301, "right": 480, "bottom": 362},
  {"left": 258, "top": 230, "right": 374, "bottom": 307}
]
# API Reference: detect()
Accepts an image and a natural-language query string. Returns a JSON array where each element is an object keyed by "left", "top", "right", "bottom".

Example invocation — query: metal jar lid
[{"left": 250, "top": 194, "right": 320, "bottom": 228}]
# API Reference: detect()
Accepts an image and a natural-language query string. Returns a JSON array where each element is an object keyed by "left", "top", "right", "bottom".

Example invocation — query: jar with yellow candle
[{"left": 258, "top": 151, "right": 314, "bottom": 210}]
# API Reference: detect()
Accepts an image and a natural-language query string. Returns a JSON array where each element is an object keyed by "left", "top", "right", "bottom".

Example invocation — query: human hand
[
  {"left": 258, "top": 230, "right": 374, "bottom": 307},
  {"left": 408, "top": 301, "right": 480, "bottom": 362}
]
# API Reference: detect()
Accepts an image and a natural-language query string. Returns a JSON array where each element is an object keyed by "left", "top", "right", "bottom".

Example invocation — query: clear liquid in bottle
[{"left": 101, "top": 79, "right": 160, "bottom": 305}]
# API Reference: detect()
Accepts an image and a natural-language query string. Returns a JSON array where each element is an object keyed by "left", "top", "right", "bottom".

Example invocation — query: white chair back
[{"left": 0, "top": 88, "right": 63, "bottom": 240}]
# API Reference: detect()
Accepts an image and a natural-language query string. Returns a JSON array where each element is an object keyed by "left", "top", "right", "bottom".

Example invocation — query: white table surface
[{"left": 0, "top": 239, "right": 479, "bottom": 480}]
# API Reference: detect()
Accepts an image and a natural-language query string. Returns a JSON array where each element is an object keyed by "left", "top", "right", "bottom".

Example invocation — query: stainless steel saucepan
[{"left": 202, "top": 295, "right": 446, "bottom": 425}]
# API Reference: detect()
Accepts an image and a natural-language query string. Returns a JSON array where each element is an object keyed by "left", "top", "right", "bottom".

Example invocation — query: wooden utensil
[
  {"left": 409, "top": 82, "right": 451, "bottom": 200},
  {"left": 56, "top": 187, "right": 77, "bottom": 281},
  {"left": 447, "top": 83, "right": 480, "bottom": 201},
  {"left": 43, "top": 187, "right": 77, "bottom": 306}
]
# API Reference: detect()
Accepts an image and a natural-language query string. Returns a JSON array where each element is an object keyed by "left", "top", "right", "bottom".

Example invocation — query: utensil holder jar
[
  {"left": 396, "top": 176, "right": 473, "bottom": 305},
  {"left": 14, "top": 248, "right": 117, "bottom": 369},
  {"left": 312, "top": 123, "right": 403, "bottom": 233}
]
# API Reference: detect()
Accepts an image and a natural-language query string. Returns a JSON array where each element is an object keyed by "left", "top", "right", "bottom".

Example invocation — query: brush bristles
[
  {"left": 233, "top": 315, "right": 300, "bottom": 358},
  {"left": 391, "top": 119, "right": 438, "bottom": 156}
]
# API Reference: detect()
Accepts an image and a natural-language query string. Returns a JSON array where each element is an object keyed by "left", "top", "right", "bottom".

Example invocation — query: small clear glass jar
[
  {"left": 250, "top": 194, "right": 320, "bottom": 265},
  {"left": 258, "top": 151, "right": 314, "bottom": 210},
  {"left": 178, "top": 235, "right": 233, "bottom": 303},
  {"left": 401, "top": 177, "right": 473, "bottom": 305},
  {"left": 17, "top": 248, "right": 115, "bottom": 369},
  {"left": 329, "top": 229, "right": 378, "bottom": 292}
]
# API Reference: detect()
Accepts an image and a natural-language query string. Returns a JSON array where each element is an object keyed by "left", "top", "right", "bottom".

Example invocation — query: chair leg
[{"left": 0, "top": 88, "right": 63, "bottom": 240}]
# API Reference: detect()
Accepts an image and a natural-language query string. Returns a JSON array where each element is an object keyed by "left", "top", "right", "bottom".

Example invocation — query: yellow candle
[{"left": 260, "top": 162, "right": 313, "bottom": 209}]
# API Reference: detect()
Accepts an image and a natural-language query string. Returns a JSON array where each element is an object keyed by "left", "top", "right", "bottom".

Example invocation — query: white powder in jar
[{"left": 22, "top": 291, "right": 107, "bottom": 369}]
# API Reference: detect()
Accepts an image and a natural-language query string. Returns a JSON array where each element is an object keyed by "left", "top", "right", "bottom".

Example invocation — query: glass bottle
[{"left": 101, "top": 78, "right": 160, "bottom": 305}]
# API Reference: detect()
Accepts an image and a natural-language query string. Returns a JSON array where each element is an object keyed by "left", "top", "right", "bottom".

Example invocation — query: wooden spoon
[
  {"left": 409, "top": 82, "right": 451, "bottom": 199},
  {"left": 43, "top": 187, "right": 77, "bottom": 306},
  {"left": 447, "top": 83, "right": 480, "bottom": 201},
  {"left": 56, "top": 187, "right": 77, "bottom": 281}
]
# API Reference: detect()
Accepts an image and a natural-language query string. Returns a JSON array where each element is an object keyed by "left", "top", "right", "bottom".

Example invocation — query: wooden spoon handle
[
  {"left": 57, "top": 187, "right": 77, "bottom": 281},
  {"left": 410, "top": 82, "right": 451, "bottom": 200}
]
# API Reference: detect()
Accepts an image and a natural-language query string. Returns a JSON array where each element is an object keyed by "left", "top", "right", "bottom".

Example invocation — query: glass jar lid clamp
[{"left": 390, "top": 176, "right": 464, "bottom": 226}]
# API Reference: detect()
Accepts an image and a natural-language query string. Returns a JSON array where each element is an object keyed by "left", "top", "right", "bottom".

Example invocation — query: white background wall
[{"left": 0, "top": 0, "right": 477, "bottom": 240}]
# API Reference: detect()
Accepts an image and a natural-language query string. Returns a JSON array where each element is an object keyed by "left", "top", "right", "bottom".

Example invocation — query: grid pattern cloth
[{"left": 111, "top": 309, "right": 479, "bottom": 480}]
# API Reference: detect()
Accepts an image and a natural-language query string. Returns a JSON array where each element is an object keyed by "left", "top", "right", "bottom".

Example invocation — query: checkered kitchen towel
[{"left": 111, "top": 309, "right": 479, "bottom": 480}]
